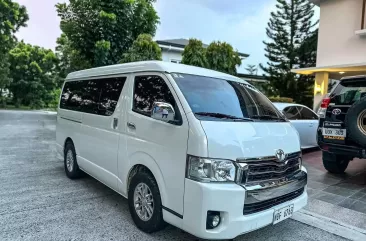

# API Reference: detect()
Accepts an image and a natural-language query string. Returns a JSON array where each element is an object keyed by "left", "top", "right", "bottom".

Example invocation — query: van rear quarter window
[{"left": 60, "top": 77, "right": 126, "bottom": 116}]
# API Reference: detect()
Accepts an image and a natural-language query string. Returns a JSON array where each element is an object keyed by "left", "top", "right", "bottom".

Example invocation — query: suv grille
[
  {"left": 243, "top": 188, "right": 304, "bottom": 215},
  {"left": 239, "top": 152, "right": 301, "bottom": 185}
]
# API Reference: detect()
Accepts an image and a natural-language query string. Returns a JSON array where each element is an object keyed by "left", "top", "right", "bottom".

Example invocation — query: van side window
[
  {"left": 98, "top": 77, "right": 126, "bottom": 116},
  {"left": 60, "top": 81, "right": 84, "bottom": 111},
  {"left": 81, "top": 79, "right": 100, "bottom": 114},
  {"left": 133, "top": 75, "right": 176, "bottom": 117}
]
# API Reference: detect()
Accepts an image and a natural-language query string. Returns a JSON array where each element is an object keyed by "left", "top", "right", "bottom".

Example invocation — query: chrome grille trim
[{"left": 237, "top": 152, "right": 301, "bottom": 185}]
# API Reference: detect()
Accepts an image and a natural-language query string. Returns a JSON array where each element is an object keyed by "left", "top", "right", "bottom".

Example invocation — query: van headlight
[{"left": 186, "top": 156, "right": 237, "bottom": 182}]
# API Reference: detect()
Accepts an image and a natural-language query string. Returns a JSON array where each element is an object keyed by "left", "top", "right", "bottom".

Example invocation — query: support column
[{"left": 313, "top": 72, "right": 329, "bottom": 110}]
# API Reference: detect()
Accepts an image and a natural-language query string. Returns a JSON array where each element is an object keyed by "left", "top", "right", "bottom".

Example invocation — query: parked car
[
  {"left": 273, "top": 103, "right": 319, "bottom": 149},
  {"left": 56, "top": 61, "right": 307, "bottom": 240},
  {"left": 318, "top": 75, "right": 366, "bottom": 173}
]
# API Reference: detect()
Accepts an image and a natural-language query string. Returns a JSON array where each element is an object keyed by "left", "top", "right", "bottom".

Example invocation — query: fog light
[{"left": 206, "top": 211, "right": 221, "bottom": 229}]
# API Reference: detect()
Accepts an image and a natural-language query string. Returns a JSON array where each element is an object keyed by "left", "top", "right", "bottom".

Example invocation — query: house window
[{"left": 170, "top": 59, "right": 181, "bottom": 64}]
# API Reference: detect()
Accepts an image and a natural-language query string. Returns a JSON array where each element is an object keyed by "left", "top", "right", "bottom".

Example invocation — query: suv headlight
[{"left": 186, "top": 156, "right": 237, "bottom": 182}]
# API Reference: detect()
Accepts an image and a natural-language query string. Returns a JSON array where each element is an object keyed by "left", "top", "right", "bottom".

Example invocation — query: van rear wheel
[
  {"left": 64, "top": 141, "right": 83, "bottom": 179},
  {"left": 128, "top": 169, "right": 166, "bottom": 233}
]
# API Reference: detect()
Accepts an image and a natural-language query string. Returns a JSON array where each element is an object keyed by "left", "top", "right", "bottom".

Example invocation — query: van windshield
[{"left": 172, "top": 73, "right": 285, "bottom": 122}]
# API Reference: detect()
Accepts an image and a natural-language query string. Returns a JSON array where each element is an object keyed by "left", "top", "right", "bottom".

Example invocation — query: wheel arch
[{"left": 126, "top": 153, "right": 167, "bottom": 206}]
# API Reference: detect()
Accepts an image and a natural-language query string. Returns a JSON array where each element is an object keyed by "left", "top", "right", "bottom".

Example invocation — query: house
[
  {"left": 156, "top": 38, "right": 249, "bottom": 64},
  {"left": 293, "top": 0, "right": 366, "bottom": 109}
]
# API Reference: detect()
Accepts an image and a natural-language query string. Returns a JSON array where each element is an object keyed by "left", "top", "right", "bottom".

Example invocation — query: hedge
[{"left": 268, "top": 97, "right": 294, "bottom": 103}]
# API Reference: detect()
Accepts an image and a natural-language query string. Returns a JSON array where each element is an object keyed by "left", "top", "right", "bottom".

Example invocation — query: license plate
[
  {"left": 322, "top": 128, "right": 346, "bottom": 140},
  {"left": 273, "top": 204, "right": 294, "bottom": 224}
]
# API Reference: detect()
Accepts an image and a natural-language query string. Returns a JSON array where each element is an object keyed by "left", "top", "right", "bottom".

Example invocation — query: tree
[
  {"left": 181, "top": 39, "right": 207, "bottom": 68},
  {"left": 55, "top": 34, "right": 91, "bottom": 79},
  {"left": 206, "top": 41, "right": 241, "bottom": 75},
  {"left": 8, "top": 42, "right": 59, "bottom": 108},
  {"left": 260, "top": 0, "right": 317, "bottom": 103},
  {"left": 297, "top": 29, "right": 318, "bottom": 107},
  {"left": 120, "top": 34, "right": 162, "bottom": 63},
  {"left": 245, "top": 64, "right": 258, "bottom": 75},
  {"left": 0, "top": 0, "right": 29, "bottom": 103},
  {"left": 56, "top": 0, "right": 159, "bottom": 72}
]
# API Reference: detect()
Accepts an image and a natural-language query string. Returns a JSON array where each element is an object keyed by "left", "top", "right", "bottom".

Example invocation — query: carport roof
[{"left": 292, "top": 62, "right": 366, "bottom": 79}]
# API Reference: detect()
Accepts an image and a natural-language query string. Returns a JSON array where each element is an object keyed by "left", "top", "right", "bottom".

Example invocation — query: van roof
[{"left": 66, "top": 61, "right": 247, "bottom": 83}]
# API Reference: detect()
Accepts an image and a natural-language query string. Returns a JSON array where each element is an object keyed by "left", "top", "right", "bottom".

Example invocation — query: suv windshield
[
  {"left": 331, "top": 78, "right": 366, "bottom": 105},
  {"left": 172, "top": 73, "right": 284, "bottom": 121}
]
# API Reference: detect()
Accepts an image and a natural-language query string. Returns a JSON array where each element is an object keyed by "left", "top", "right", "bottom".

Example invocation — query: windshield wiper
[
  {"left": 195, "top": 112, "right": 253, "bottom": 121},
  {"left": 250, "top": 115, "right": 286, "bottom": 122}
]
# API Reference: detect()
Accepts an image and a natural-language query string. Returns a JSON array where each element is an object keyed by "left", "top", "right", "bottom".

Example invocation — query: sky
[{"left": 14, "top": 0, "right": 319, "bottom": 74}]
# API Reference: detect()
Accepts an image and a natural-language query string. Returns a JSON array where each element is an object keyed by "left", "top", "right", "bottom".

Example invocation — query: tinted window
[
  {"left": 283, "top": 106, "right": 301, "bottom": 120},
  {"left": 297, "top": 106, "right": 318, "bottom": 120},
  {"left": 81, "top": 79, "right": 100, "bottom": 114},
  {"left": 60, "top": 77, "right": 126, "bottom": 115},
  {"left": 60, "top": 81, "right": 84, "bottom": 111},
  {"left": 99, "top": 77, "right": 126, "bottom": 116},
  {"left": 173, "top": 73, "right": 282, "bottom": 121},
  {"left": 133, "top": 75, "right": 176, "bottom": 116},
  {"left": 331, "top": 79, "right": 366, "bottom": 105}
]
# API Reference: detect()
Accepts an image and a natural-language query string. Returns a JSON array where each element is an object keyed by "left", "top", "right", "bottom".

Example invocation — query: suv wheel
[
  {"left": 128, "top": 169, "right": 166, "bottom": 233},
  {"left": 322, "top": 151, "right": 350, "bottom": 174}
]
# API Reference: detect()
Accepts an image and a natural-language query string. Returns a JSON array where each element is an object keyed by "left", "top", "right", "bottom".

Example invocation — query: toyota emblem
[
  {"left": 275, "top": 149, "right": 286, "bottom": 162},
  {"left": 332, "top": 108, "right": 341, "bottom": 115}
]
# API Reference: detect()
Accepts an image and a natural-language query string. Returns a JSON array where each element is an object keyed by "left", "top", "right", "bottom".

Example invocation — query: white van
[{"left": 56, "top": 61, "right": 307, "bottom": 240}]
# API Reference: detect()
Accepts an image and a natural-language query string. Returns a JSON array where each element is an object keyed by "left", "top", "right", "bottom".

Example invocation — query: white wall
[
  {"left": 161, "top": 50, "right": 183, "bottom": 63},
  {"left": 317, "top": 0, "right": 366, "bottom": 66}
]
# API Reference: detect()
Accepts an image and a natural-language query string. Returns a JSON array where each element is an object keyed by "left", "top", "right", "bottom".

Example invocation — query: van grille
[
  {"left": 238, "top": 152, "right": 301, "bottom": 185},
  {"left": 243, "top": 188, "right": 304, "bottom": 215}
]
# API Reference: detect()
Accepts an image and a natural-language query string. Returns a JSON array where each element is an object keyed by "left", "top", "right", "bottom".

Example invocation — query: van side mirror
[{"left": 151, "top": 102, "right": 175, "bottom": 123}]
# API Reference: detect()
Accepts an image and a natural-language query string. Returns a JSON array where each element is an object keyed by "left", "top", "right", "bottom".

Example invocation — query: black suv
[{"left": 318, "top": 76, "right": 366, "bottom": 173}]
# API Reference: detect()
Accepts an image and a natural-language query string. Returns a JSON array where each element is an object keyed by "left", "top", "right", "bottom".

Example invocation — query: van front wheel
[{"left": 128, "top": 169, "right": 166, "bottom": 233}]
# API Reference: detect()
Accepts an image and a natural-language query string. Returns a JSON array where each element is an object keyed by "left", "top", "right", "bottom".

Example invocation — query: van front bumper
[{"left": 182, "top": 167, "right": 308, "bottom": 240}]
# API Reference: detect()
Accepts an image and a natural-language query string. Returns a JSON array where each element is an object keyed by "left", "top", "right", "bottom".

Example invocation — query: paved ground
[
  {"left": 302, "top": 149, "right": 366, "bottom": 230},
  {"left": 0, "top": 110, "right": 348, "bottom": 241}
]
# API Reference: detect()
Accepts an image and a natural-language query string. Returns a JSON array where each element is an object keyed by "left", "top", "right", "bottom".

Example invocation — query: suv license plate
[
  {"left": 322, "top": 128, "right": 346, "bottom": 140},
  {"left": 273, "top": 204, "right": 294, "bottom": 224}
]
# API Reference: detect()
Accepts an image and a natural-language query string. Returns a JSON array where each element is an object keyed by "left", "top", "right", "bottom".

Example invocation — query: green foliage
[
  {"left": 206, "top": 41, "right": 241, "bottom": 75},
  {"left": 297, "top": 29, "right": 318, "bottom": 107},
  {"left": 8, "top": 42, "right": 59, "bottom": 108},
  {"left": 120, "top": 34, "right": 162, "bottom": 63},
  {"left": 56, "top": 0, "right": 159, "bottom": 73},
  {"left": 245, "top": 64, "right": 258, "bottom": 75},
  {"left": 260, "top": 0, "right": 318, "bottom": 107},
  {"left": 181, "top": 39, "right": 207, "bottom": 68},
  {"left": 268, "top": 96, "right": 294, "bottom": 103},
  {"left": 55, "top": 34, "right": 91, "bottom": 78},
  {"left": 0, "top": 0, "right": 29, "bottom": 89},
  {"left": 50, "top": 88, "right": 61, "bottom": 108}
]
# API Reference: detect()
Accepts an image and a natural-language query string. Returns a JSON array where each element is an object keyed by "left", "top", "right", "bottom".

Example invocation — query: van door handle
[
  {"left": 113, "top": 118, "right": 118, "bottom": 129},
  {"left": 309, "top": 123, "right": 314, "bottom": 127},
  {"left": 127, "top": 122, "right": 136, "bottom": 130}
]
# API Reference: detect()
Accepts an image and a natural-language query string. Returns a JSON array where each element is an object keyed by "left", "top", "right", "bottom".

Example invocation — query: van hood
[{"left": 200, "top": 121, "right": 300, "bottom": 160}]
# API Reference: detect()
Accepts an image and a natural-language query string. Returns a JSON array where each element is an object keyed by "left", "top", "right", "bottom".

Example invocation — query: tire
[
  {"left": 322, "top": 151, "right": 350, "bottom": 174},
  {"left": 128, "top": 169, "right": 166, "bottom": 233},
  {"left": 64, "top": 141, "right": 83, "bottom": 179},
  {"left": 345, "top": 98, "right": 366, "bottom": 146}
]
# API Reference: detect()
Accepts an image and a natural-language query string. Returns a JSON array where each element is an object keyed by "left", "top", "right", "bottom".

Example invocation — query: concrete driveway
[{"left": 0, "top": 110, "right": 347, "bottom": 241}]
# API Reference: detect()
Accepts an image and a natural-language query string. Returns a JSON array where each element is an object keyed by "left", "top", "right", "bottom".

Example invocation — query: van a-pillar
[{"left": 314, "top": 72, "right": 329, "bottom": 110}]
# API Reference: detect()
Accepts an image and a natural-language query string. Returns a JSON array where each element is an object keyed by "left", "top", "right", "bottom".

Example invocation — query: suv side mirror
[{"left": 151, "top": 102, "right": 175, "bottom": 123}]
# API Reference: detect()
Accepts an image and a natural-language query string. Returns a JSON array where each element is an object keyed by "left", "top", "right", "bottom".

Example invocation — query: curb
[{"left": 292, "top": 209, "right": 366, "bottom": 241}]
